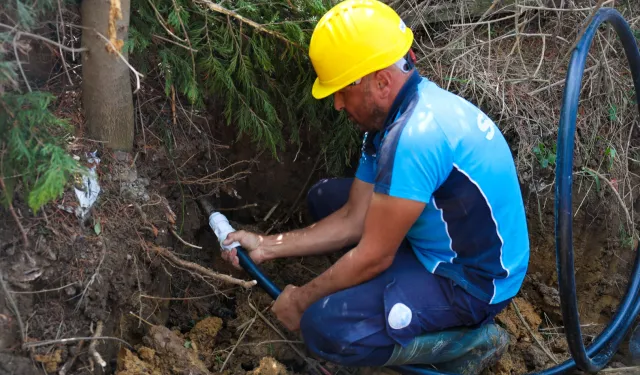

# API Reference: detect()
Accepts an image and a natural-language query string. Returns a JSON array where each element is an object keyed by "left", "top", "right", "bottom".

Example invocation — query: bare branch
[
  {"left": 23, "top": 336, "right": 132, "bottom": 350},
  {"left": 196, "top": 0, "right": 303, "bottom": 50},
  {"left": 10, "top": 282, "right": 77, "bottom": 294},
  {"left": 0, "top": 23, "right": 89, "bottom": 53},
  {"left": 146, "top": 243, "right": 257, "bottom": 289}
]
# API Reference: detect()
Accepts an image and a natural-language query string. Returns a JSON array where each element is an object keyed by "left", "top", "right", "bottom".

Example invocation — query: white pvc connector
[{"left": 208, "top": 212, "right": 241, "bottom": 251}]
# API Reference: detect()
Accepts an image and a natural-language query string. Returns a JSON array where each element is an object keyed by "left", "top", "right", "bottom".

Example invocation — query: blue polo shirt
[{"left": 356, "top": 71, "right": 529, "bottom": 304}]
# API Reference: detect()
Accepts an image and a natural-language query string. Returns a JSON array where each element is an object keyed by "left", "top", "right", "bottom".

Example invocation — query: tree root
[
  {"left": 88, "top": 321, "right": 106, "bottom": 369},
  {"left": 146, "top": 243, "right": 257, "bottom": 289}
]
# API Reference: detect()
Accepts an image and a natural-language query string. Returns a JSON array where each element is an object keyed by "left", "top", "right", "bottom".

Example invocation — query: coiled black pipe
[
  {"left": 552, "top": 6, "right": 640, "bottom": 373},
  {"left": 230, "top": 7, "right": 640, "bottom": 375}
]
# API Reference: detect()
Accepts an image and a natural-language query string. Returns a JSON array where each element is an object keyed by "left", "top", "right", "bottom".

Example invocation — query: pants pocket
[{"left": 383, "top": 278, "right": 454, "bottom": 346}]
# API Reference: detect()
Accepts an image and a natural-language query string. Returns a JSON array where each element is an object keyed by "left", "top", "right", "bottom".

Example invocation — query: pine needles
[
  {"left": 128, "top": 0, "right": 358, "bottom": 174},
  {"left": 0, "top": 92, "right": 82, "bottom": 213},
  {"left": 1, "top": 0, "right": 82, "bottom": 223}
]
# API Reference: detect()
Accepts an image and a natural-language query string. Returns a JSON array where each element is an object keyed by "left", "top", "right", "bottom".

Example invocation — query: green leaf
[
  {"left": 184, "top": 340, "right": 192, "bottom": 348},
  {"left": 94, "top": 221, "right": 102, "bottom": 235},
  {"left": 583, "top": 168, "right": 601, "bottom": 192}
]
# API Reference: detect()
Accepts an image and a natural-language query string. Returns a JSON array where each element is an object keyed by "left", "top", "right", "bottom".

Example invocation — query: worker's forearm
[
  {"left": 297, "top": 246, "right": 393, "bottom": 309},
  {"left": 260, "top": 207, "right": 361, "bottom": 260}
]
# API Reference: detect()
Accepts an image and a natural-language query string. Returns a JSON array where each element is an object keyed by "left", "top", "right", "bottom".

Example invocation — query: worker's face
[{"left": 333, "top": 74, "right": 387, "bottom": 132}]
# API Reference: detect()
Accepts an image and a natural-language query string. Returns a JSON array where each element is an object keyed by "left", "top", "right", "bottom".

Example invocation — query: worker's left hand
[{"left": 272, "top": 284, "right": 305, "bottom": 331}]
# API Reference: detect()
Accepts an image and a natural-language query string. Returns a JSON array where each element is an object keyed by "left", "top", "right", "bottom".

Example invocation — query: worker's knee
[
  {"left": 300, "top": 299, "right": 356, "bottom": 365},
  {"left": 306, "top": 178, "right": 329, "bottom": 221},
  {"left": 306, "top": 178, "right": 352, "bottom": 222},
  {"left": 300, "top": 296, "right": 391, "bottom": 367}
]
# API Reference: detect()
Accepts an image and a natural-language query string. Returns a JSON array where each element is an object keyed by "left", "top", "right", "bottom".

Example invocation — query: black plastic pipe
[
  {"left": 236, "top": 247, "right": 282, "bottom": 300},
  {"left": 227, "top": 7, "right": 640, "bottom": 375},
  {"left": 553, "top": 6, "right": 640, "bottom": 373}
]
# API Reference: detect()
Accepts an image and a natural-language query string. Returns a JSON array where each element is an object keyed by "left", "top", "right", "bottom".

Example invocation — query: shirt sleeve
[{"left": 374, "top": 118, "right": 453, "bottom": 203}]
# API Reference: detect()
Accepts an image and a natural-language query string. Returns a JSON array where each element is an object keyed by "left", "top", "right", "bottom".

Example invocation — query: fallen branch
[
  {"left": 147, "top": 243, "right": 257, "bottom": 289},
  {"left": 88, "top": 321, "right": 106, "bottom": 369}
]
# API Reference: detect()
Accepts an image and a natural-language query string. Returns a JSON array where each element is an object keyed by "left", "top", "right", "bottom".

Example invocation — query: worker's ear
[{"left": 373, "top": 69, "right": 393, "bottom": 99}]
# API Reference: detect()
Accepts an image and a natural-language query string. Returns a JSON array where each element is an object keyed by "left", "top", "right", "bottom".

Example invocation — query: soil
[
  {"left": 3, "top": 100, "right": 636, "bottom": 375},
  {"left": 3, "top": 19, "right": 640, "bottom": 375}
]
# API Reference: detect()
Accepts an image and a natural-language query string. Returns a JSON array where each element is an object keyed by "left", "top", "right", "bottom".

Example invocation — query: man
[{"left": 222, "top": 0, "right": 530, "bottom": 373}]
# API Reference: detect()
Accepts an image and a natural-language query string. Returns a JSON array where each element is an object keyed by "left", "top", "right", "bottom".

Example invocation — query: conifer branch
[
  {"left": 146, "top": 0, "right": 187, "bottom": 42},
  {"left": 195, "top": 0, "right": 304, "bottom": 50},
  {"left": 0, "top": 149, "right": 29, "bottom": 247}
]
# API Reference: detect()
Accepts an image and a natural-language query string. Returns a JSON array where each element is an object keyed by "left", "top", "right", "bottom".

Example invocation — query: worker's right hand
[{"left": 221, "top": 230, "right": 267, "bottom": 270}]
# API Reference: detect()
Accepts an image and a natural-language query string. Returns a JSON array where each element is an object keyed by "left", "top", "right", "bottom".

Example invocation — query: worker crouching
[{"left": 222, "top": 0, "right": 530, "bottom": 373}]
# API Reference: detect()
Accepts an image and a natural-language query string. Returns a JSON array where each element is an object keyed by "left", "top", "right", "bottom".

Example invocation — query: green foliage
[
  {"left": 532, "top": 142, "right": 556, "bottom": 169},
  {"left": 1, "top": 0, "right": 82, "bottom": 212},
  {"left": 128, "top": 0, "right": 358, "bottom": 174},
  {"left": 0, "top": 93, "right": 82, "bottom": 212}
]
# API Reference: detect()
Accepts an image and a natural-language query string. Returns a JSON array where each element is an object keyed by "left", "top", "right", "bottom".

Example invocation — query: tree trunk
[{"left": 80, "top": 0, "right": 134, "bottom": 151}]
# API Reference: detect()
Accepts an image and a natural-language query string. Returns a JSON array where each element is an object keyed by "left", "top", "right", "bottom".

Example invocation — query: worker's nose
[{"left": 333, "top": 92, "right": 345, "bottom": 112}]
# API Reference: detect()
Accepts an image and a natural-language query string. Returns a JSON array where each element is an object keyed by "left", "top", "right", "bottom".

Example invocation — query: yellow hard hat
[{"left": 309, "top": 0, "right": 414, "bottom": 99}]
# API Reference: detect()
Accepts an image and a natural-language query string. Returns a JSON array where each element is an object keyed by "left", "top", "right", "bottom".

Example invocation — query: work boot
[{"left": 383, "top": 323, "right": 509, "bottom": 375}]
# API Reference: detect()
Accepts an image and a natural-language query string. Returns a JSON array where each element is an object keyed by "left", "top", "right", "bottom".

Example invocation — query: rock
[
  {"left": 550, "top": 339, "right": 568, "bottom": 354},
  {"left": 523, "top": 343, "right": 549, "bottom": 369},
  {"left": 143, "top": 325, "right": 211, "bottom": 375},
  {"left": 535, "top": 282, "right": 561, "bottom": 308},
  {"left": 120, "top": 178, "right": 150, "bottom": 202}
]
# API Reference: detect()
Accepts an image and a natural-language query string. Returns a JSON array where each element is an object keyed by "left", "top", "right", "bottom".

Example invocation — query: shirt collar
[
  {"left": 382, "top": 70, "right": 422, "bottom": 130},
  {"left": 361, "top": 70, "right": 422, "bottom": 156}
]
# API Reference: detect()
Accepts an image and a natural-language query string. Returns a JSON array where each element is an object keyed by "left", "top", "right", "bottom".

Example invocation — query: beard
[{"left": 347, "top": 88, "right": 388, "bottom": 132}]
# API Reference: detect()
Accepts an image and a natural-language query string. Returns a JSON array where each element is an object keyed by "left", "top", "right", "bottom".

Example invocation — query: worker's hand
[
  {"left": 272, "top": 284, "right": 305, "bottom": 331},
  {"left": 221, "top": 230, "right": 267, "bottom": 270}
]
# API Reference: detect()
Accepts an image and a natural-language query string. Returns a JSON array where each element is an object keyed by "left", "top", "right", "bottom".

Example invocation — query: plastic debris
[{"left": 74, "top": 151, "right": 101, "bottom": 221}]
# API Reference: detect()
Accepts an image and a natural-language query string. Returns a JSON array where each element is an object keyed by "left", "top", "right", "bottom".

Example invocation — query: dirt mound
[
  {"left": 117, "top": 325, "right": 211, "bottom": 375},
  {"left": 189, "top": 316, "right": 223, "bottom": 356},
  {"left": 247, "top": 357, "right": 290, "bottom": 375},
  {"left": 494, "top": 297, "right": 550, "bottom": 374}
]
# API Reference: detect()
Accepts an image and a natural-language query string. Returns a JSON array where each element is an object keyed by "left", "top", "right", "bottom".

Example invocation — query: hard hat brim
[{"left": 312, "top": 78, "right": 342, "bottom": 100}]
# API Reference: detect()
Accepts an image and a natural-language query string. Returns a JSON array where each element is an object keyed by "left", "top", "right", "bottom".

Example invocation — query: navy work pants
[{"left": 300, "top": 178, "right": 510, "bottom": 367}]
